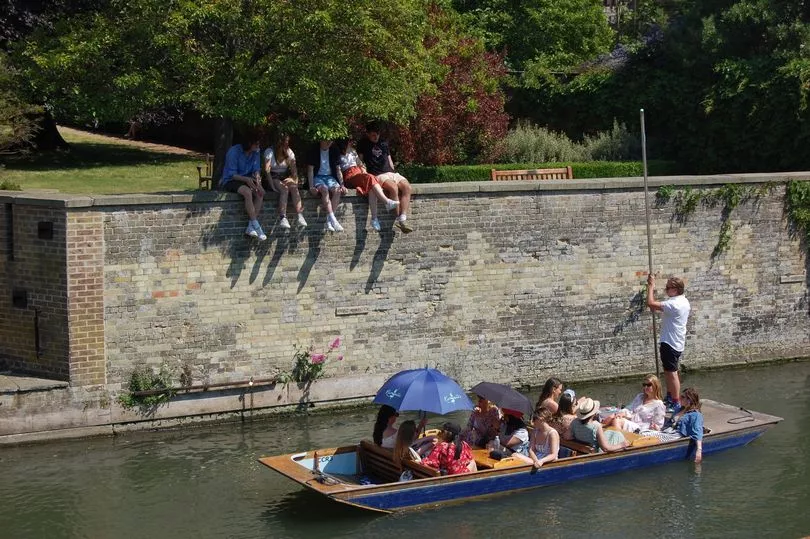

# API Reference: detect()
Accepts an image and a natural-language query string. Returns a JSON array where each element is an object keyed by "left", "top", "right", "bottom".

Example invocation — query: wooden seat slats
[{"left": 490, "top": 166, "right": 573, "bottom": 181}]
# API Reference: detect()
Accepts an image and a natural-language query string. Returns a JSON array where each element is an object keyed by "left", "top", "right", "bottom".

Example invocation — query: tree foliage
[
  {"left": 0, "top": 53, "right": 42, "bottom": 154},
  {"left": 15, "top": 0, "right": 435, "bottom": 139},
  {"left": 394, "top": 5, "right": 509, "bottom": 165}
]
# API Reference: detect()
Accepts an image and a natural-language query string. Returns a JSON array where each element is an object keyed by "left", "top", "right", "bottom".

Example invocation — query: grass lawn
[{"left": 0, "top": 128, "right": 202, "bottom": 194}]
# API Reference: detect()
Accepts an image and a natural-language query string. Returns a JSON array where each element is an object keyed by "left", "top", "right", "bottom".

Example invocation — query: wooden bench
[
  {"left": 490, "top": 166, "right": 573, "bottom": 181},
  {"left": 358, "top": 440, "right": 440, "bottom": 483},
  {"left": 560, "top": 439, "right": 596, "bottom": 456},
  {"left": 196, "top": 154, "right": 214, "bottom": 190}
]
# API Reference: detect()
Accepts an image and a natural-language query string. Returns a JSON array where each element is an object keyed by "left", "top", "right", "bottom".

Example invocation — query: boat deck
[{"left": 699, "top": 399, "right": 777, "bottom": 435}]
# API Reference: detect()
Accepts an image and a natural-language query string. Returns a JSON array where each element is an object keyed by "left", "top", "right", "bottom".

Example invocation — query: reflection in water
[{"left": 1, "top": 361, "right": 809, "bottom": 538}]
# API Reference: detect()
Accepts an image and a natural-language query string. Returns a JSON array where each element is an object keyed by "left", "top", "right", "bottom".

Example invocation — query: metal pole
[{"left": 640, "top": 109, "right": 660, "bottom": 375}]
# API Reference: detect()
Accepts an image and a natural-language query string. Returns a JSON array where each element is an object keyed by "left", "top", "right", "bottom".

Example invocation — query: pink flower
[
  {"left": 329, "top": 337, "right": 341, "bottom": 350},
  {"left": 310, "top": 353, "right": 326, "bottom": 364},
  {"left": 337, "top": 355, "right": 344, "bottom": 361}
]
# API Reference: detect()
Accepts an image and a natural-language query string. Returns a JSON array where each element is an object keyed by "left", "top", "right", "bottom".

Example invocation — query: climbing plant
[
  {"left": 118, "top": 363, "right": 175, "bottom": 409},
  {"left": 786, "top": 180, "right": 810, "bottom": 245}
]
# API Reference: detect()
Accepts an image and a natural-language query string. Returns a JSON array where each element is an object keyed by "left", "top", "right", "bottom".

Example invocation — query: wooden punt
[{"left": 258, "top": 399, "right": 781, "bottom": 514}]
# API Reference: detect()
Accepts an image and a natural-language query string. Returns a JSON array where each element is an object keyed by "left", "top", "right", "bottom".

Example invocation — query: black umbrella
[{"left": 470, "top": 382, "right": 533, "bottom": 417}]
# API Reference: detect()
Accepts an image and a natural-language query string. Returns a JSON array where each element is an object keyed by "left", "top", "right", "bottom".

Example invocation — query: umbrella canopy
[
  {"left": 373, "top": 368, "right": 474, "bottom": 415},
  {"left": 470, "top": 382, "right": 533, "bottom": 417}
]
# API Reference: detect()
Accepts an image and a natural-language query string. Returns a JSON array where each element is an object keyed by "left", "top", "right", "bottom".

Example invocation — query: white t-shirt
[
  {"left": 263, "top": 148, "right": 295, "bottom": 175},
  {"left": 339, "top": 149, "right": 360, "bottom": 171},
  {"left": 660, "top": 294, "right": 690, "bottom": 352}
]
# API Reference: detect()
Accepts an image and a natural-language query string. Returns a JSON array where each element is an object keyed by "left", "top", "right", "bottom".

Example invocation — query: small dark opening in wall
[
  {"left": 12, "top": 289, "right": 27, "bottom": 309},
  {"left": 37, "top": 221, "right": 54, "bottom": 240}
]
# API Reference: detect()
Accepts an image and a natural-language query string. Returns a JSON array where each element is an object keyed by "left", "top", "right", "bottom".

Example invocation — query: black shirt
[{"left": 356, "top": 138, "right": 394, "bottom": 175}]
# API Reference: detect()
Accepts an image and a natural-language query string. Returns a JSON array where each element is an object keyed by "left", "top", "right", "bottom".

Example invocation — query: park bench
[
  {"left": 490, "top": 166, "right": 573, "bottom": 181},
  {"left": 196, "top": 154, "right": 214, "bottom": 190},
  {"left": 358, "top": 440, "right": 440, "bottom": 483}
]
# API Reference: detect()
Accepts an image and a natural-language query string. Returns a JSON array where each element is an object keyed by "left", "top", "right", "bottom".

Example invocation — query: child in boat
[
  {"left": 497, "top": 409, "right": 530, "bottom": 457},
  {"left": 373, "top": 405, "right": 426, "bottom": 449},
  {"left": 422, "top": 422, "right": 477, "bottom": 475},
  {"left": 392, "top": 420, "right": 434, "bottom": 467},
  {"left": 550, "top": 390, "right": 578, "bottom": 441},
  {"left": 535, "top": 377, "right": 563, "bottom": 413},
  {"left": 571, "top": 398, "right": 628, "bottom": 452},
  {"left": 652, "top": 387, "right": 704, "bottom": 462},
  {"left": 603, "top": 374, "right": 666, "bottom": 433},
  {"left": 528, "top": 408, "right": 560, "bottom": 468},
  {"left": 462, "top": 396, "right": 501, "bottom": 447}
]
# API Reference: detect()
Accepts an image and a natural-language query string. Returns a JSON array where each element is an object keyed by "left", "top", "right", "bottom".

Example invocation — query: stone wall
[{"left": 1, "top": 173, "right": 808, "bottom": 437}]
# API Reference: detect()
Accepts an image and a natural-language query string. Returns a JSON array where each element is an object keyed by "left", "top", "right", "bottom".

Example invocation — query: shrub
[
  {"left": 400, "top": 160, "right": 678, "bottom": 183},
  {"left": 501, "top": 122, "right": 587, "bottom": 163},
  {"left": 582, "top": 120, "right": 640, "bottom": 161}
]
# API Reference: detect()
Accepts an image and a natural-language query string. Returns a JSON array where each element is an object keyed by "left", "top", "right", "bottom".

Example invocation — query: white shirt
[
  {"left": 263, "top": 148, "right": 295, "bottom": 175},
  {"left": 339, "top": 149, "right": 360, "bottom": 171},
  {"left": 660, "top": 294, "right": 690, "bottom": 352}
]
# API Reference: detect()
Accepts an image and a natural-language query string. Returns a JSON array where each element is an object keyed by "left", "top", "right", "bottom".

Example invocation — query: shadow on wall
[{"left": 193, "top": 190, "right": 396, "bottom": 291}]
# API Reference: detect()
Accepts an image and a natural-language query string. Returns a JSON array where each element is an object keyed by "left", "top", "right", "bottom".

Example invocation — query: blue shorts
[{"left": 313, "top": 175, "right": 339, "bottom": 191}]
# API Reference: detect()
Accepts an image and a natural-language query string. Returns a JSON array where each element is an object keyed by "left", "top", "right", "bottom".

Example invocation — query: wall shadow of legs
[
  {"left": 365, "top": 228, "right": 394, "bottom": 293},
  {"left": 350, "top": 202, "right": 370, "bottom": 271},
  {"left": 297, "top": 220, "right": 324, "bottom": 293}
]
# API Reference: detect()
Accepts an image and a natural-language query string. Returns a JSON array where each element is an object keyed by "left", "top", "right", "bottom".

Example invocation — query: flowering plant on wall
[{"left": 278, "top": 337, "right": 344, "bottom": 385}]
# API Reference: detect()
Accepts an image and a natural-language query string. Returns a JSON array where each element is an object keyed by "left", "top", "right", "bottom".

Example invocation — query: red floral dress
[{"left": 422, "top": 441, "right": 474, "bottom": 475}]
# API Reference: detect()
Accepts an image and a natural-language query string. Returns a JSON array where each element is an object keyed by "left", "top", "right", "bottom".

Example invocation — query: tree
[
  {"left": 15, "top": 0, "right": 435, "bottom": 173},
  {"left": 0, "top": 53, "right": 42, "bottom": 154},
  {"left": 394, "top": 5, "right": 510, "bottom": 164}
]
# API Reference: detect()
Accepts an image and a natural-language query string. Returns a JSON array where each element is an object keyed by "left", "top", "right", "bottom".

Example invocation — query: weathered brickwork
[
  {"left": 66, "top": 211, "right": 105, "bottom": 386},
  {"left": 100, "top": 180, "right": 809, "bottom": 392},
  {"left": 0, "top": 202, "right": 69, "bottom": 379},
  {"left": 2, "top": 177, "right": 809, "bottom": 409}
]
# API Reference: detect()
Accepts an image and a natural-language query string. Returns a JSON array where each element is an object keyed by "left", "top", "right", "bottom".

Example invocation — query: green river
[{"left": 1, "top": 360, "right": 808, "bottom": 538}]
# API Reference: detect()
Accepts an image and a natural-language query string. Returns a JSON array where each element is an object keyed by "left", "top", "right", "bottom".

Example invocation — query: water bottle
[
  {"left": 313, "top": 451, "right": 320, "bottom": 473},
  {"left": 493, "top": 436, "right": 501, "bottom": 452}
]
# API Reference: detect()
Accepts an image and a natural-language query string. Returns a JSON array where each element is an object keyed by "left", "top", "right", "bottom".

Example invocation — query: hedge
[{"left": 398, "top": 161, "right": 679, "bottom": 184}]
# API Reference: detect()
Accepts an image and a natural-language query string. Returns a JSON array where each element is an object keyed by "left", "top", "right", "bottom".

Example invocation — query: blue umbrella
[{"left": 373, "top": 367, "right": 474, "bottom": 415}]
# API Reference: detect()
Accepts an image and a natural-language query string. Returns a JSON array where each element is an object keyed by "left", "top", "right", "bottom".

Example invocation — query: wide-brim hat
[{"left": 576, "top": 398, "right": 600, "bottom": 420}]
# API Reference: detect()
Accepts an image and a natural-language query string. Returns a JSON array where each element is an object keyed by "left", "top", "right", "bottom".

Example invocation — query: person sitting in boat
[
  {"left": 571, "top": 398, "right": 628, "bottom": 453},
  {"left": 462, "top": 396, "right": 502, "bottom": 447},
  {"left": 528, "top": 408, "right": 560, "bottom": 468},
  {"left": 496, "top": 408, "right": 530, "bottom": 457},
  {"left": 603, "top": 374, "right": 666, "bottom": 433},
  {"left": 655, "top": 387, "right": 704, "bottom": 462},
  {"left": 550, "top": 390, "right": 578, "bottom": 441},
  {"left": 373, "top": 405, "right": 426, "bottom": 449},
  {"left": 535, "top": 377, "right": 563, "bottom": 413},
  {"left": 422, "top": 422, "right": 477, "bottom": 475},
  {"left": 392, "top": 420, "right": 434, "bottom": 467}
]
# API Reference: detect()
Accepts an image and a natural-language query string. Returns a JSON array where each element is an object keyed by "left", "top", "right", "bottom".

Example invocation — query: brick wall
[
  {"left": 2, "top": 176, "right": 808, "bottom": 395},
  {"left": 0, "top": 201, "right": 69, "bottom": 379}
]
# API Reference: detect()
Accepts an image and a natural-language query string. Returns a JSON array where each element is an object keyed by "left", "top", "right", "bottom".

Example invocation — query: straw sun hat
[{"left": 576, "top": 397, "right": 601, "bottom": 420}]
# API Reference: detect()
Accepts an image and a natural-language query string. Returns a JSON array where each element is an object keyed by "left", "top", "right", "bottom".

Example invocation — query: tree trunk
[
  {"left": 213, "top": 117, "right": 233, "bottom": 184},
  {"left": 31, "top": 111, "right": 69, "bottom": 151}
]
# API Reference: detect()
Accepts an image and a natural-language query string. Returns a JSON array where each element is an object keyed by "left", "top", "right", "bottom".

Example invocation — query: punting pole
[{"left": 640, "top": 109, "right": 660, "bottom": 376}]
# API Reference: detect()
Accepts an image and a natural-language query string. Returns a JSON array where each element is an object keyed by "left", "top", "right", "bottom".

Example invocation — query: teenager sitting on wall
[
  {"left": 219, "top": 134, "right": 266, "bottom": 241},
  {"left": 307, "top": 140, "right": 346, "bottom": 232}
]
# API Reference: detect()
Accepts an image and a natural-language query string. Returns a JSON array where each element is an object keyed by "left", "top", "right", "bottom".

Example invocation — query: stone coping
[{"left": 1, "top": 171, "right": 808, "bottom": 208}]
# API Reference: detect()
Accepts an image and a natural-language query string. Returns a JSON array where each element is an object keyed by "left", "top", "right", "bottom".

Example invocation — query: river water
[{"left": 1, "top": 360, "right": 808, "bottom": 539}]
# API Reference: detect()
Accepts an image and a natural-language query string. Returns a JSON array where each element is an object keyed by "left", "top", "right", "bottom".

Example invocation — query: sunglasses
[{"left": 642, "top": 382, "right": 653, "bottom": 388}]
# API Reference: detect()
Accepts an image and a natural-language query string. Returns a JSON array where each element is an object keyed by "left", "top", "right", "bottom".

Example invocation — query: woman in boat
[
  {"left": 392, "top": 420, "right": 434, "bottom": 467},
  {"left": 497, "top": 408, "right": 530, "bottom": 457},
  {"left": 462, "top": 395, "right": 501, "bottom": 447},
  {"left": 528, "top": 408, "right": 560, "bottom": 468},
  {"left": 373, "top": 405, "right": 426, "bottom": 449},
  {"left": 672, "top": 387, "right": 704, "bottom": 463},
  {"left": 422, "top": 422, "right": 477, "bottom": 475},
  {"left": 604, "top": 374, "right": 666, "bottom": 433},
  {"left": 571, "top": 398, "right": 628, "bottom": 453},
  {"left": 550, "top": 389, "right": 578, "bottom": 441},
  {"left": 535, "top": 377, "right": 563, "bottom": 413}
]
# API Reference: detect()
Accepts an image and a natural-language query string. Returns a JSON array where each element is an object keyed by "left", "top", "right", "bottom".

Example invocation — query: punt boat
[{"left": 258, "top": 399, "right": 781, "bottom": 514}]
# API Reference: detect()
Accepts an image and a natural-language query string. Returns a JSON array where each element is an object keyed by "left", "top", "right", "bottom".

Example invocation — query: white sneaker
[
  {"left": 371, "top": 218, "right": 381, "bottom": 231},
  {"left": 245, "top": 222, "right": 258, "bottom": 238},
  {"left": 255, "top": 224, "right": 267, "bottom": 241},
  {"left": 385, "top": 199, "right": 399, "bottom": 211},
  {"left": 328, "top": 214, "right": 344, "bottom": 232},
  {"left": 325, "top": 221, "right": 336, "bottom": 232},
  {"left": 279, "top": 217, "right": 291, "bottom": 230},
  {"left": 297, "top": 213, "right": 308, "bottom": 227}
]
